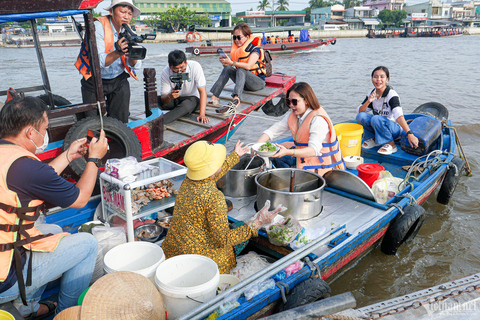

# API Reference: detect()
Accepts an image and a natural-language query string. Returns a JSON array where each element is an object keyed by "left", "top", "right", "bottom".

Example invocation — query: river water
[{"left": 1, "top": 35, "right": 480, "bottom": 307}]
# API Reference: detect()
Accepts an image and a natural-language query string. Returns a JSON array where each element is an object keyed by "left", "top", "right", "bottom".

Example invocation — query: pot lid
[{"left": 323, "top": 169, "right": 375, "bottom": 202}]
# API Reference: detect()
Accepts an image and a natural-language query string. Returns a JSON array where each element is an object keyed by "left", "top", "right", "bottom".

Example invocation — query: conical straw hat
[
  {"left": 53, "top": 306, "right": 81, "bottom": 320},
  {"left": 80, "top": 271, "right": 166, "bottom": 320}
]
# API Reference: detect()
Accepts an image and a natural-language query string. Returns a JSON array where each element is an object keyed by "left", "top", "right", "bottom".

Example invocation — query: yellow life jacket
[
  {"left": 230, "top": 35, "right": 266, "bottom": 76},
  {"left": 75, "top": 15, "right": 139, "bottom": 80},
  {"left": 283, "top": 108, "right": 345, "bottom": 176},
  {"left": 0, "top": 144, "right": 68, "bottom": 303}
]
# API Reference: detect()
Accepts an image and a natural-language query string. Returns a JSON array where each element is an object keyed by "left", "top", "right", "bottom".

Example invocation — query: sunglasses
[
  {"left": 232, "top": 35, "right": 243, "bottom": 41},
  {"left": 286, "top": 98, "right": 304, "bottom": 107}
]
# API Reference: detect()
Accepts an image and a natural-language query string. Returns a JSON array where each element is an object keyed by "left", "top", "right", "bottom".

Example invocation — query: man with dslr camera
[
  {"left": 76, "top": 0, "right": 142, "bottom": 123},
  {"left": 159, "top": 50, "right": 209, "bottom": 124}
]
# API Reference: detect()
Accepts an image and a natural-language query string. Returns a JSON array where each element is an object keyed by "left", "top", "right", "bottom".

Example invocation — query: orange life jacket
[
  {"left": 230, "top": 35, "right": 266, "bottom": 76},
  {"left": 75, "top": 15, "right": 139, "bottom": 80},
  {"left": 282, "top": 108, "right": 345, "bottom": 176},
  {"left": 0, "top": 144, "right": 68, "bottom": 303},
  {"left": 282, "top": 38, "right": 289, "bottom": 43},
  {"left": 288, "top": 36, "right": 295, "bottom": 43}
]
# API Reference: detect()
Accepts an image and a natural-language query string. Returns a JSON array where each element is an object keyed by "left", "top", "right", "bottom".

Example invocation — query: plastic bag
[
  {"left": 230, "top": 252, "right": 271, "bottom": 281},
  {"left": 206, "top": 293, "right": 241, "bottom": 319},
  {"left": 284, "top": 260, "right": 304, "bottom": 277},
  {"left": 244, "top": 279, "right": 275, "bottom": 301},
  {"left": 266, "top": 215, "right": 302, "bottom": 246},
  {"left": 372, "top": 171, "right": 405, "bottom": 204},
  {"left": 290, "top": 226, "right": 328, "bottom": 250},
  {"left": 92, "top": 226, "right": 126, "bottom": 256},
  {"left": 105, "top": 156, "right": 159, "bottom": 181}
]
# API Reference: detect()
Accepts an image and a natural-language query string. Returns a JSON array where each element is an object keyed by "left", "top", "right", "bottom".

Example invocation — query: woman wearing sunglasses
[
  {"left": 256, "top": 82, "right": 345, "bottom": 176},
  {"left": 208, "top": 23, "right": 266, "bottom": 112}
]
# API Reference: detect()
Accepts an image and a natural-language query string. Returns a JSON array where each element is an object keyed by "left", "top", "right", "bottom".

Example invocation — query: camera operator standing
[
  {"left": 159, "top": 50, "right": 209, "bottom": 124},
  {"left": 76, "top": 0, "right": 142, "bottom": 123}
]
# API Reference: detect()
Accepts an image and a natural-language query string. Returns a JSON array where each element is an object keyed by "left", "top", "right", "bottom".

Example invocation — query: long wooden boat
[
  {"left": 0, "top": 1, "right": 294, "bottom": 181},
  {"left": 367, "top": 26, "right": 465, "bottom": 38},
  {"left": 185, "top": 37, "right": 337, "bottom": 56}
]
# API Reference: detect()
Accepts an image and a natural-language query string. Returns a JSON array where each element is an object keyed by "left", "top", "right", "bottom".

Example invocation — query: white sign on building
[
  {"left": 412, "top": 13, "right": 428, "bottom": 20},
  {"left": 246, "top": 11, "right": 265, "bottom": 15}
]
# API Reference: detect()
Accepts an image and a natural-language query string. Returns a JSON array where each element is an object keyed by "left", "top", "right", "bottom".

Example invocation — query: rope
[
  {"left": 441, "top": 119, "right": 472, "bottom": 176},
  {"left": 316, "top": 314, "right": 365, "bottom": 320}
]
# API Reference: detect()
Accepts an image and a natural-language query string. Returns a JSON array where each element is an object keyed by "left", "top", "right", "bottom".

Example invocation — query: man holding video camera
[
  {"left": 76, "top": 0, "right": 142, "bottom": 123},
  {"left": 159, "top": 50, "right": 209, "bottom": 124}
]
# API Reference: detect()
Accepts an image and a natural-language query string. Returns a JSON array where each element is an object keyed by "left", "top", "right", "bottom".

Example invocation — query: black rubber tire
[
  {"left": 281, "top": 44, "right": 287, "bottom": 50},
  {"left": 413, "top": 102, "right": 449, "bottom": 120},
  {"left": 331, "top": 39, "right": 336, "bottom": 45},
  {"left": 37, "top": 93, "right": 71, "bottom": 108},
  {"left": 62, "top": 116, "right": 142, "bottom": 178},
  {"left": 437, "top": 157, "right": 465, "bottom": 205},
  {"left": 276, "top": 277, "right": 331, "bottom": 312},
  {"left": 193, "top": 48, "right": 200, "bottom": 56},
  {"left": 381, "top": 204, "right": 426, "bottom": 255}
]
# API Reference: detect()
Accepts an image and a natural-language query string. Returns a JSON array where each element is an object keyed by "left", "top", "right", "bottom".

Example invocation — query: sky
[{"left": 95, "top": 0, "right": 425, "bottom": 15}]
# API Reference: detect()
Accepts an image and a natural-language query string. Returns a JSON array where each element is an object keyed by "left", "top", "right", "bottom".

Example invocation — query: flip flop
[
  {"left": 362, "top": 138, "right": 380, "bottom": 149},
  {"left": 378, "top": 144, "right": 398, "bottom": 155},
  {"left": 24, "top": 301, "right": 57, "bottom": 320}
]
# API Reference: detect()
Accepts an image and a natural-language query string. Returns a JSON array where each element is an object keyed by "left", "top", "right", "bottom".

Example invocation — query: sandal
[
  {"left": 362, "top": 138, "right": 380, "bottom": 149},
  {"left": 377, "top": 144, "right": 398, "bottom": 155},
  {"left": 207, "top": 99, "right": 220, "bottom": 106},
  {"left": 216, "top": 99, "right": 240, "bottom": 116},
  {"left": 24, "top": 301, "right": 56, "bottom": 320}
]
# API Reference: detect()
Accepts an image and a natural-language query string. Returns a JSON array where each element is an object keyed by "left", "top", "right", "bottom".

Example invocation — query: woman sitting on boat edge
[
  {"left": 208, "top": 23, "right": 267, "bottom": 113},
  {"left": 256, "top": 82, "right": 345, "bottom": 176},
  {"left": 161, "top": 141, "right": 283, "bottom": 274},
  {"left": 356, "top": 66, "right": 419, "bottom": 155}
]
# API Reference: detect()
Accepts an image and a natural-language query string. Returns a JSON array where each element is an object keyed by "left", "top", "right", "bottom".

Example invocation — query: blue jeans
[
  {"left": 272, "top": 155, "right": 297, "bottom": 168},
  {"left": 356, "top": 113, "right": 402, "bottom": 145},
  {"left": 0, "top": 224, "right": 98, "bottom": 316},
  {"left": 210, "top": 66, "right": 265, "bottom": 99}
]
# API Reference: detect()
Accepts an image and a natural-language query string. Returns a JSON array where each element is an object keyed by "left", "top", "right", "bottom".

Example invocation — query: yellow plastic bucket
[{"left": 334, "top": 123, "right": 364, "bottom": 157}]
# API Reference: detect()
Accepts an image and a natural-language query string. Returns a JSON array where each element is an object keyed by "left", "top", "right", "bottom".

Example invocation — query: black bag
[{"left": 263, "top": 50, "right": 273, "bottom": 77}]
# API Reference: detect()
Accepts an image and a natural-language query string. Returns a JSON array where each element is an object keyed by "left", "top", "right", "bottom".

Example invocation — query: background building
[{"left": 235, "top": 10, "right": 307, "bottom": 27}]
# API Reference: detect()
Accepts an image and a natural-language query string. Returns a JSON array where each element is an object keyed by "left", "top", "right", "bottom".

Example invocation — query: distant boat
[{"left": 186, "top": 37, "right": 337, "bottom": 56}]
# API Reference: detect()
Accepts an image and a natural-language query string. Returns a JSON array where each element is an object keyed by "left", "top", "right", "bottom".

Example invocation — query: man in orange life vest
[
  {"left": 76, "top": 0, "right": 142, "bottom": 123},
  {"left": 0, "top": 97, "right": 108, "bottom": 317}
]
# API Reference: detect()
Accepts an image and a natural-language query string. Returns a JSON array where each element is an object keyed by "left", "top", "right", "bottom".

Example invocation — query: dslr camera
[
  {"left": 169, "top": 73, "right": 190, "bottom": 91},
  {"left": 115, "top": 23, "right": 156, "bottom": 60}
]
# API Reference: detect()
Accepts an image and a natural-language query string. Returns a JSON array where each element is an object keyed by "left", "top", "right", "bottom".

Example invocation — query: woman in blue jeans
[{"left": 356, "top": 66, "right": 419, "bottom": 155}]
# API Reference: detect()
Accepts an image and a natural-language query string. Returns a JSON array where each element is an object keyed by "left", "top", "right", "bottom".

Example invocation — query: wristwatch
[
  {"left": 87, "top": 158, "right": 102, "bottom": 168},
  {"left": 406, "top": 130, "right": 414, "bottom": 135}
]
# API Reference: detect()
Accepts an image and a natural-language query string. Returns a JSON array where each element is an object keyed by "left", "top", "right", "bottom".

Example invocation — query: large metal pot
[
  {"left": 217, "top": 156, "right": 265, "bottom": 197},
  {"left": 255, "top": 168, "right": 325, "bottom": 221}
]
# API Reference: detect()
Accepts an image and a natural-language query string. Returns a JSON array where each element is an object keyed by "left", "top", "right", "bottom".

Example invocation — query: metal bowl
[
  {"left": 134, "top": 223, "right": 163, "bottom": 242},
  {"left": 157, "top": 215, "right": 172, "bottom": 230}
]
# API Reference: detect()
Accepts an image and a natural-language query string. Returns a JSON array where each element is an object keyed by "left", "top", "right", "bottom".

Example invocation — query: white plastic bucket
[
  {"left": 155, "top": 254, "right": 219, "bottom": 320},
  {"left": 103, "top": 242, "right": 165, "bottom": 283}
]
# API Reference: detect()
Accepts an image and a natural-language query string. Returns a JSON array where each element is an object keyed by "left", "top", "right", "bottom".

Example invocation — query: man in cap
[
  {"left": 76, "top": 0, "right": 142, "bottom": 123},
  {"left": 158, "top": 50, "right": 209, "bottom": 124},
  {"left": 0, "top": 97, "right": 108, "bottom": 318},
  {"left": 162, "top": 141, "right": 282, "bottom": 273}
]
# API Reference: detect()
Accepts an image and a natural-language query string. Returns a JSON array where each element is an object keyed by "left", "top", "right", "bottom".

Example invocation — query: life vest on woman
[
  {"left": 288, "top": 35, "right": 295, "bottom": 43},
  {"left": 282, "top": 38, "right": 289, "bottom": 43},
  {"left": 0, "top": 144, "right": 68, "bottom": 303},
  {"left": 283, "top": 108, "right": 345, "bottom": 176},
  {"left": 230, "top": 35, "right": 266, "bottom": 76},
  {"left": 75, "top": 15, "right": 139, "bottom": 80}
]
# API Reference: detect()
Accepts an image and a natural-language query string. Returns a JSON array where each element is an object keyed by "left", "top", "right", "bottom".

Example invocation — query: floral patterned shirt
[{"left": 162, "top": 152, "right": 258, "bottom": 274}]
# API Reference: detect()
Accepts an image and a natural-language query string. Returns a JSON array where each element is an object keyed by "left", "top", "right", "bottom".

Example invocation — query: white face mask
[{"left": 29, "top": 127, "right": 49, "bottom": 154}]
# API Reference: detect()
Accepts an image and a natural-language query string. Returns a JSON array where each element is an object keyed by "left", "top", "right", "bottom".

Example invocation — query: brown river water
[{"left": 1, "top": 35, "right": 479, "bottom": 308}]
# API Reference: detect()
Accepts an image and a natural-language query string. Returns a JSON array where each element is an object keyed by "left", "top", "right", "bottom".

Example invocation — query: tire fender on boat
[
  {"left": 281, "top": 44, "right": 287, "bottom": 50},
  {"left": 62, "top": 42, "right": 66, "bottom": 46},
  {"left": 276, "top": 277, "right": 331, "bottom": 312},
  {"left": 436, "top": 157, "right": 465, "bottom": 205},
  {"left": 48, "top": 43, "right": 52, "bottom": 46},
  {"left": 381, "top": 204, "right": 426, "bottom": 255},
  {"left": 193, "top": 48, "right": 200, "bottom": 56},
  {"left": 37, "top": 93, "right": 71, "bottom": 109},
  {"left": 331, "top": 39, "right": 336, "bottom": 45},
  {"left": 63, "top": 116, "right": 142, "bottom": 179}
]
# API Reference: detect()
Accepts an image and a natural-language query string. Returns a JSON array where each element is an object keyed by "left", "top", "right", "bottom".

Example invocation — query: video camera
[
  {"left": 169, "top": 73, "right": 190, "bottom": 91},
  {"left": 115, "top": 23, "right": 156, "bottom": 60}
]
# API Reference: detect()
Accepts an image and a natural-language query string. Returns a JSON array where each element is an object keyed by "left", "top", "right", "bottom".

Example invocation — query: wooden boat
[
  {"left": 403, "top": 25, "right": 465, "bottom": 38},
  {"left": 0, "top": 0, "right": 293, "bottom": 181},
  {"left": 185, "top": 37, "right": 337, "bottom": 56}
]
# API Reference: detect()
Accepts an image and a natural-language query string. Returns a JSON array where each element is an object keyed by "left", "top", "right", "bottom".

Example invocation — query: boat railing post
[{"left": 143, "top": 68, "right": 158, "bottom": 117}]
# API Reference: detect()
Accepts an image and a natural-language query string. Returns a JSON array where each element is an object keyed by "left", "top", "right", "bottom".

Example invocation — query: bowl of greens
[{"left": 252, "top": 142, "right": 279, "bottom": 157}]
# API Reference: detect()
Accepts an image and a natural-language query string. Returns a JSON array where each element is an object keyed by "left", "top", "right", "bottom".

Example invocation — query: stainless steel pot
[
  {"left": 255, "top": 168, "right": 325, "bottom": 221},
  {"left": 217, "top": 156, "right": 265, "bottom": 197}
]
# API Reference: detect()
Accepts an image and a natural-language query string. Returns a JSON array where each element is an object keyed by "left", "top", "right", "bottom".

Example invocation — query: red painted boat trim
[{"left": 416, "top": 173, "right": 444, "bottom": 205}]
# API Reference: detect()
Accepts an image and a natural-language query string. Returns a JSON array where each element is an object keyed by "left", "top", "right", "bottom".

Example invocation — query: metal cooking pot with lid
[
  {"left": 255, "top": 168, "right": 325, "bottom": 221},
  {"left": 217, "top": 155, "right": 265, "bottom": 197}
]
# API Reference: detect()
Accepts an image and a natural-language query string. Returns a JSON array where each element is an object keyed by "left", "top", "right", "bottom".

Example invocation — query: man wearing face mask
[
  {"left": 76, "top": 0, "right": 142, "bottom": 123},
  {"left": 0, "top": 97, "right": 108, "bottom": 318}
]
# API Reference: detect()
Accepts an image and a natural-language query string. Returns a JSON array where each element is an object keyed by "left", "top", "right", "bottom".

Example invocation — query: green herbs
[
  {"left": 267, "top": 215, "right": 301, "bottom": 246},
  {"left": 259, "top": 142, "right": 277, "bottom": 152}
]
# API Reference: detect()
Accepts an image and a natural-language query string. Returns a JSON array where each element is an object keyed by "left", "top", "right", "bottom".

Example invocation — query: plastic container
[
  {"left": 334, "top": 123, "right": 364, "bottom": 157},
  {"left": 217, "top": 274, "right": 240, "bottom": 294},
  {"left": 103, "top": 242, "right": 165, "bottom": 283},
  {"left": 400, "top": 116, "right": 442, "bottom": 156},
  {"left": 343, "top": 156, "right": 364, "bottom": 170},
  {"left": 357, "top": 163, "right": 385, "bottom": 187},
  {"left": 155, "top": 254, "right": 220, "bottom": 320},
  {"left": 0, "top": 310, "right": 14, "bottom": 320}
]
